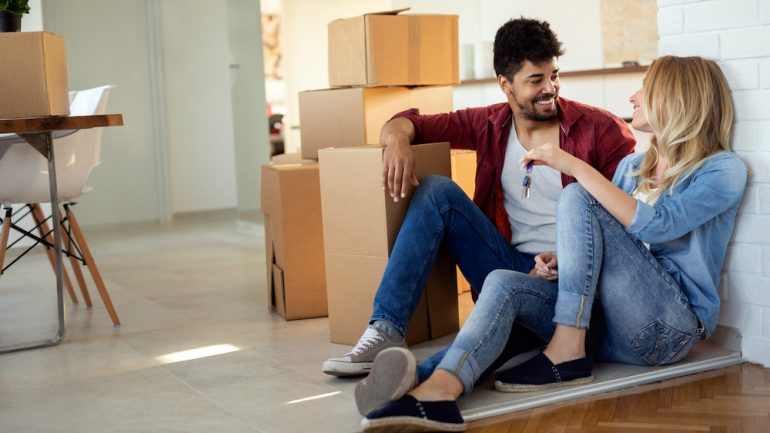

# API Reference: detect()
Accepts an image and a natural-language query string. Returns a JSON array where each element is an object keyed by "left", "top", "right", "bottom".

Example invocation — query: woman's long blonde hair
[{"left": 633, "top": 56, "right": 735, "bottom": 201}]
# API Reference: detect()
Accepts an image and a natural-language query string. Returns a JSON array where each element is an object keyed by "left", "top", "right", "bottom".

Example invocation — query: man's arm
[
  {"left": 380, "top": 106, "right": 490, "bottom": 202},
  {"left": 381, "top": 117, "right": 417, "bottom": 202}
]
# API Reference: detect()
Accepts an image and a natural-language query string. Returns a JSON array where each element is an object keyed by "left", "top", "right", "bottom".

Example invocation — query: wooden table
[{"left": 0, "top": 114, "right": 123, "bottom": 353}]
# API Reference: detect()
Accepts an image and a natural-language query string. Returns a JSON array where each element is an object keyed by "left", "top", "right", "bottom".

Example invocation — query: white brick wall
[{"left": 658, "top": 0, "right": 770, "bottom": 366}]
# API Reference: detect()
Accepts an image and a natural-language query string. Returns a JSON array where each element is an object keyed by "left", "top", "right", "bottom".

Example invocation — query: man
[{"left": 322, "top": 17, "right": 635, "bottom": 381}]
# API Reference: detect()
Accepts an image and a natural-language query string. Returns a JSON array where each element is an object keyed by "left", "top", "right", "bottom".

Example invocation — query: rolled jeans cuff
[
  {"left": 435, "top": 347, "right": 482, "bottom": 396},
  {"left": 369, "top": 314, "right": 406, "bottom": 337},
  {"left": 553, "top": 291, "right": 592, "bottom": 329}
]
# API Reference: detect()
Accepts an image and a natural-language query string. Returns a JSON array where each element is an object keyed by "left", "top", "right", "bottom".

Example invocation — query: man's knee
[
  {"left": 483, "top": 269, "right": 525, "bottom": 295},
  {"left": 413, "top": 175, "right": 463, "bottom": 202}
]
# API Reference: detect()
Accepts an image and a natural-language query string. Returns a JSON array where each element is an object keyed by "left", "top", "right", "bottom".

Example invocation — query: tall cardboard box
[
  {"left": 318, "top": 143, "right": 459, "bottom": 345},
  {"left": 0, "top": 32, "right": 69, "bottom": 118},
  {"left": 328, "top": 10, "right": 459, "bottom": 87},
  {"left": 299, "top": 86, "right": 452, "bottom": 159},
  {"left": 261, "top": 162, "right": 327, "bottom": 320},
  {"left": 450, "top": 150, "right": 477, "bottom": 294}
]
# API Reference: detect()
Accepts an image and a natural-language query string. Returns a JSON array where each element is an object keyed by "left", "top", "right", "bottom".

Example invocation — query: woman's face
[{"left": 629, "top": 87, "right": 654, "bottom": 133}]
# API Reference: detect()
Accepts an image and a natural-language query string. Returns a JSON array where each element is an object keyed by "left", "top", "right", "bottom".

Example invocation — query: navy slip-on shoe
[
  {"left": 494, "top": 352, "right": 594, "bottom": 392},
  {"left": 361, "top": 395, "right": 468, "bottom": 433}
]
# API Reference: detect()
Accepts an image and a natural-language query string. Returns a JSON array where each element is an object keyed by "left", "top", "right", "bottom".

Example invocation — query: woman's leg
[
  {"left": 422, "top": 270, "right": 558, "bottom": 397},
  {"left": 551, "top": 183, "right": 700, "bottom": 365}
]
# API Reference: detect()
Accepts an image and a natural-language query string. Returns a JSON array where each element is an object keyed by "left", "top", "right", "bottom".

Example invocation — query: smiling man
[{"left": 323, "top": 18, "right": 636, "bottom": 405}]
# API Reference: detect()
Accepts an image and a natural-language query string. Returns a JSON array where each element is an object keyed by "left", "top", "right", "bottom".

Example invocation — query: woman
[{"left": 358, "top": 55, "right": 748, "bottom": 433}]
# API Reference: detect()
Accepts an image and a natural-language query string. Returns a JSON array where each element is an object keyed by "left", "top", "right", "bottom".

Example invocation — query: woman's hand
[
  {"left": 520, "top": 143, "right": 586, "bottom": 177},
  {"left": 533, "top": 251, "right": 559, "bottom": 281}
]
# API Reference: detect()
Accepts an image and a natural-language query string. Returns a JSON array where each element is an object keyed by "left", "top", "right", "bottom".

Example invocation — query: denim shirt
[{"left": 612, "top": 152, "right": 748, "bottom": 337}]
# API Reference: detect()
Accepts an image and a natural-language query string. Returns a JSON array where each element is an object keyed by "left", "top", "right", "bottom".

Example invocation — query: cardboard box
[
  {"left": 270, "top": 153, "right": 315, "bottom": 164},
  {"left": 450, "top": 149, "right": 477, "bottom": 294},
  {"left": 299, "top": 85, "right": 452, "bottom": 159},
  {"left": 318, "top": 142, "right": 459, "bottom": 345},
  {"left": 261, "top": 162, "right": 327, "bottom": 320},
  {"left": 328, "top": 9, "right": 459, "bottom": 87},
  {"left": 0, "top": 32, "right": 69, "bottom": 118}
]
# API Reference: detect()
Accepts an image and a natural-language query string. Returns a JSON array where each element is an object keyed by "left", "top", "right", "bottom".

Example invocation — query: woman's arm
[{"left": 522, "top": 143, "right": 637, "bottom": 227}]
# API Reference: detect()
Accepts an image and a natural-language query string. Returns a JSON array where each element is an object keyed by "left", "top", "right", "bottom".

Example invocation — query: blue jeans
[
  {"left": 368, "top": 175, "right": 537, "bottom": 379},
  {"left": 554, "top": 183, "right": 702, "bottom": 366},
  {"left": 437, "top": 270, "right": 559, "bottom": 394},
  {"left": 435, "top": 183, "right": 704, "bottom": 394}
]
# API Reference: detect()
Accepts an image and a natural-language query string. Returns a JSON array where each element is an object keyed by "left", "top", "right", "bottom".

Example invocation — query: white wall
[
  {"left": 21, "top": 0, "right": 43, "bottom": 30},
  {"left": 657, "top": 0, "right": 770, "bottom": 366},
  {"left": 42, "top": 0, "right": 163, "bottom": 226},
  {"left": 160, "top": 0, "right": 238, "bottom": 214},
  {"left": 227, "top": 0, "right": 271, "bottom": 212}
]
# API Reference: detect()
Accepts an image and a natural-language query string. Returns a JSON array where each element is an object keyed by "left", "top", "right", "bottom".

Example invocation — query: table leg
[{"left": 0, "top": 131, "right": 66, "bottom": 353}]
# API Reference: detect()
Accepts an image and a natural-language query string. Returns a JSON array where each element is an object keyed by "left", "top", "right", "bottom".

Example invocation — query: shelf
[{"left": 460, "top": 65, "right": 648, "bottom": 86}]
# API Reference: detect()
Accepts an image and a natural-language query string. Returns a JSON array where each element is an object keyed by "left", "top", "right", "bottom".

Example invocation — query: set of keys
[{"left": 521, "top": 161, "right": 534, "bottom": 199}]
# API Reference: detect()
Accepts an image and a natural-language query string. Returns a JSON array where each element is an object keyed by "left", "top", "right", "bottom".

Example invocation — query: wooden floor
[{"left": 467, "top": 363, "right": 770, "bottom": 433}]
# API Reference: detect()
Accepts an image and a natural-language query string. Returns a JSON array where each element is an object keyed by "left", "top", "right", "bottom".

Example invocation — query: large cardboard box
[
  {"left": 261, "top": 162, "right": 327, "bottom": 320},
  {"left": 318, "top": 143, "right": 459, "bottom": 345},
  {"left": 299, "top": 85, "right": 452, "bottom": 160},
  {"left": 328, "top": 9, "right": 459, "bottom": 87},
  {"left": 450, "top": 149, "right": 477, "bottom": 294},
  {"left": 0, "top": 32, "right": 69, "bottom": 118}
]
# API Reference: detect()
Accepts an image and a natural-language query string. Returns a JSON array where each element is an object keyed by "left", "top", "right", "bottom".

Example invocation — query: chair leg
[
  {"left": 29, "top": 204, "right": 79, "bottom": 305},
  {"left": 61, "top": 211, "right": 93, "bottom": 308},
  {"left": 64, "top": 205, "right": 120, "bottom": 326},
  {"left": 0, "top": 207, "right": 12, "bottom": 278}
]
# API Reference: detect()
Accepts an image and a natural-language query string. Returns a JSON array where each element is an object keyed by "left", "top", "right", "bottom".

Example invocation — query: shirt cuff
[{"left": 626, "top": 199, "right": 655, "bottom": 234}]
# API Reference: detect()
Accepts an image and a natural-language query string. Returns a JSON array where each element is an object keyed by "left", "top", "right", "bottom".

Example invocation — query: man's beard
[{"left": 516, "top": 94, "right": 559, "bottom": 121}]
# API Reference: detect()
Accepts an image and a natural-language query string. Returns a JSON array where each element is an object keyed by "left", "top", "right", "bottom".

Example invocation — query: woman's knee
[{"left": 557, "top": 182, "right": 594, "bottom": 214}]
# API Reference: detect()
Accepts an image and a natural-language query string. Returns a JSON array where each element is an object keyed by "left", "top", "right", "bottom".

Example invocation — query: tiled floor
[{"left": 0, "top": 211, "right": 742, "bottom": 433}]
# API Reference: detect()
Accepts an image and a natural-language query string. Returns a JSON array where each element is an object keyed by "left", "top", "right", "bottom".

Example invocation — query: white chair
[{"left": 0, "top": 85, "right": 120, "bottom": 326}]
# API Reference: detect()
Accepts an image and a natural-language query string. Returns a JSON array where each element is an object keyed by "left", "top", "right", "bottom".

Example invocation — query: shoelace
[{"left": 347, "top": 327, "right": 384, "bottom": 356}]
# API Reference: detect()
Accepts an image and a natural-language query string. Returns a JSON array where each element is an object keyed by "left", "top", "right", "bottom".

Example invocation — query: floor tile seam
[{"left": 157, "top": 362, "right": 268, "bottom": 433}]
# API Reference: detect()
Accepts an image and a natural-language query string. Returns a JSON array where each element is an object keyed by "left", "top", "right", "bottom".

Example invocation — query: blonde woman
[{"left": 359, "top": 56, "right": 748, "bottom": 433}]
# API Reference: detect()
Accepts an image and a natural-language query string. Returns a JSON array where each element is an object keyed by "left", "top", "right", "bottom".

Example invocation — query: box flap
[
  {"left": 271, "top": 263, "right": 287, "bottom": 318},
  {"left": 364, "top": 8, "right": 410, "bottom": 16}
]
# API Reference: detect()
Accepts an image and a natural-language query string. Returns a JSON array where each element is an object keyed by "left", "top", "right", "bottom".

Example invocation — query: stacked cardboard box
[
  {"left": 299, "top": 86, "right": 452, "bottom": 159},
  {"left": 450, "top": 150, "right": 477, "bottom": 294},
  {"left": 319, "top": 143, "right": 459, "bottom": 345},
  {"left": 262, "top": 10, "right": 464, "bottom": 342},
  {"left": 299, "top": 9, "right": 459, "bottom": 160},
  {"left": 260, "top": 158, "right": 326, "bottom": 320}
]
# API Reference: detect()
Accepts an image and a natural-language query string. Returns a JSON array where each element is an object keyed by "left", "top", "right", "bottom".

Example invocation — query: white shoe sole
[
  {"left": 355, "top": 347, "right": 417, "bottom": 416},
  {"left": 322, "top": 360, "right": 373, "bottom": 377},
  {"left": 361, "top": 416, "right": 468, "bottom": 432},
  {"left": 494, "top": 375, "right": 594, "bottom": 392}
]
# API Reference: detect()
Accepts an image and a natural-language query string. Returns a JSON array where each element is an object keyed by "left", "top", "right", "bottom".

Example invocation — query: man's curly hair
[{"left": 493, "top": 17, "right": 565, "bottom": 79}]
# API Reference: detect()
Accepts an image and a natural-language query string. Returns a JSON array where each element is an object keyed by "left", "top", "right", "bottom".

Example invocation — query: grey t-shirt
[{"left": 500, "top": 126, "right": 562, "bottom": 255}]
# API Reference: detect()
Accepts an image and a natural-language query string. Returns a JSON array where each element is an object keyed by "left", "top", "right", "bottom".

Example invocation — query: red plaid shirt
[{"left": 394, "top": 97, "right": 636, "bottom": 241}]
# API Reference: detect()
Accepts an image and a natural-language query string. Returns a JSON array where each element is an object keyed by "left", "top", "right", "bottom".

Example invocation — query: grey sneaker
[
  {"left": 355, "top": 347, "right": 418, "bottom": 416},
  {"left": 322, "top": 327, "right": 406, "bottom": 377}
]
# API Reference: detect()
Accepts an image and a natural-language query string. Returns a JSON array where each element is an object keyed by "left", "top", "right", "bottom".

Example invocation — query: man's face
[{"left": 503, "top": 58, "right": 560, "bottom": 121}]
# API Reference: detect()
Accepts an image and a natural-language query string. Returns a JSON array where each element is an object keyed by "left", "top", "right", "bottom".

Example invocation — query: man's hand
[
  {"left": 381, "top": 118, "right": 418, "bottom": 202},
  {"left": 533, "top": 251, "right": 559, "bottom": 281}
]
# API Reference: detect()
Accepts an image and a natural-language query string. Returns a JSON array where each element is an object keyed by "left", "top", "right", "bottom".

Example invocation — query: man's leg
[{"left": 323, "top": 175, "right": 533, "bottom": 376}]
